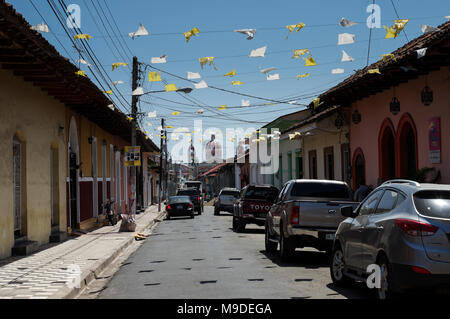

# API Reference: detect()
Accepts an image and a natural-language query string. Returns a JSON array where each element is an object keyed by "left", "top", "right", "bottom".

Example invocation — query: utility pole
[
  {"left": 158, "top": 118, "right": 165, "bottom": 212},
  {"left": 130, "top": 56, "right": 139, "bottom": 218}
]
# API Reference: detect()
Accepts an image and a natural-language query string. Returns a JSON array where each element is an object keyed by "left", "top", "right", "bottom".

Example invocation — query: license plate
[
  {"left": 177, "top": 205, "right": 183, "bottom": 209},
  {"left": 325, "top": 233, "right": 335, "bottom": 240}
]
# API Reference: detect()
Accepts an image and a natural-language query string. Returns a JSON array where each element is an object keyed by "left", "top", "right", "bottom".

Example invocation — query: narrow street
[{"left": 98, "top": 206, "right": 372, "bottom": 299}]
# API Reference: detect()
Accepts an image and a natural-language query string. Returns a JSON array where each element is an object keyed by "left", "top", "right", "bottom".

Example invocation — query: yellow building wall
[{"left": 0, "top": 69, "right": 67, "bottom": 259}]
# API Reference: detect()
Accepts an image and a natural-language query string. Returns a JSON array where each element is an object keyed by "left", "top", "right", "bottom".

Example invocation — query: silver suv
[{"left": 330, "top": 180, "right": 450, "bottom": 299}]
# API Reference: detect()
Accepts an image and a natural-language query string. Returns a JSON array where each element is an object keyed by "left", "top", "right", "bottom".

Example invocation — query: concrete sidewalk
[{"left": 0, "top": 205, "right": 165, "bottom": 299}]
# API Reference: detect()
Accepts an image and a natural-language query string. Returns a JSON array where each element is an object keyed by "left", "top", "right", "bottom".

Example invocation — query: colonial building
[
  {"left": 312, "top": 20, "right": 450, "bottom": 189},
  {"left": 0, "top": 2, "right": 158, "bottom": 259}
]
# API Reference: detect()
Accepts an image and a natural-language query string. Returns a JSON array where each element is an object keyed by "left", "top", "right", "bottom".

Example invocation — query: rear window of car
[
  {"left": 221, "top": 191, "right": 240, "bottom": 197},
  {"left": 177, "top": 189, "right": 198, "bottom": 196},
  {"left": 290, "top": 182, "right": 351, "bottom": 199},
  {"left": 244, "top": 187, "right": 278, "bottom": 202},
  {"left": 169, "top": 196, "right": 190, "bottom": 203},
  {"left": 413, "top": 191, "right": 450, "bottom": 219}
]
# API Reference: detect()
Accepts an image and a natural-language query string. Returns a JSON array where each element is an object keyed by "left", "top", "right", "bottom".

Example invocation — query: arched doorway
[
  {"left": 396, "top": 113, "right": 418, "bottom": 179},
  {"left": 352, "top": 148, "right": 365, "bottom": 190},
  {"left": 68, "top": 117, "right": 80, "bottom": 230},
  {"left": 378, "top": 119, "right": 396, "bottom": 182}
]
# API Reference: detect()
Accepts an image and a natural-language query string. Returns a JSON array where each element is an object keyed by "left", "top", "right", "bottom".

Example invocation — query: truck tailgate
[{"left": 296, "top": 200, "right": 357, "bottom": 229}]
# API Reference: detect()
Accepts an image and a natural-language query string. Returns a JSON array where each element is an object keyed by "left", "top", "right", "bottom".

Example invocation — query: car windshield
[
  {"left": 220, "top": 191, "right": 239, "bottom": 197},
  {"left": 177, "top": 189, "right": 198, "bottom": 196},
  {"left": 244, "top": 187, "right": 278, "bottom": 202},
  {"left": 413, "top": 191, "right": 450, "bottom": 219},
  {"left": 290, "top": 182, "right": 351, "bottom": 199},
  {"left": 169, "top": 196, "right": 191, "bottom": 203}
]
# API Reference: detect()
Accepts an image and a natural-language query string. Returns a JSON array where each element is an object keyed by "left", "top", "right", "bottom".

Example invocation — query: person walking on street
[{"left": 354, "top": 178, "right": 371, "bottom": 202}]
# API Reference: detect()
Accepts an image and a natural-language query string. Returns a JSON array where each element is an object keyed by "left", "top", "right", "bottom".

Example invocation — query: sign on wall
[
  {"left": 428, "top": 117, "right": 441, "bottom": 164},
  {"left": 125, "top": 146, "right": 141, "bottom": 166}
]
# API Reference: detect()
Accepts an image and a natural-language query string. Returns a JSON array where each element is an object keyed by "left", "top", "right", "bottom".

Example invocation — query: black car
[
  {"left": 166, "top": 196, "right": 195, "bottom": 219},
  {"left": 177, "top": 188, "right": 203, "bottom": 214}
]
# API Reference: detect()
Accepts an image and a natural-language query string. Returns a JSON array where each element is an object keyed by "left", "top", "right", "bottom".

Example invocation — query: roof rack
[{"left": 381, "top": 179, "right": 420, "bottom": 187}]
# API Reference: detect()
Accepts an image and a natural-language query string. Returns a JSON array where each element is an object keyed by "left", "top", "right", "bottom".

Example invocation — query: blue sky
[{"left": 9, "top": 0, "right": 449, "bottom": 162}]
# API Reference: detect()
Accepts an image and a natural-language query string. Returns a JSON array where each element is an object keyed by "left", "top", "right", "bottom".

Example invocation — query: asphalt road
[{"left": 98, "top": 206, "right": 373, "bottom": 299}]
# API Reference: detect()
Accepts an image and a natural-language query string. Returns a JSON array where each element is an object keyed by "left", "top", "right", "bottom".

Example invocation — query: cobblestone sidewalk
[{"left": 0, "top": 205, "right": 164, "bottom": 299}]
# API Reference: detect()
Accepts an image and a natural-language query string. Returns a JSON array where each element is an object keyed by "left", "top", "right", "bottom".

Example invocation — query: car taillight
[
  {"left": 290, "top": 205, "right": 300, "bottom": 224},
  {"left": 188, "top": 203, "right": 193, "bottom": 208},
  {"left": 197, "top": 196, "right": 201, "bottom": 201},
  {"left": 411, "top": 266, "right": 431, "bottom": 274},
  {"left": 167, "top": 205, "right": 172, "bottom": 210},
  {"left": 395, "top": 219, "right": 438, "bottom": 236}
]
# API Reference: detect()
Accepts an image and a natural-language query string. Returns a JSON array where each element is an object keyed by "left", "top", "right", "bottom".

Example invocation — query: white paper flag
[
  {"left": 241, "top": 99, "right": 250, "bottom": 107},
  {"left": 266, "top": 73, "right": 280, "bottom": 81},
  {"left": 416, "top": 48, "right": 427, "bottom": 59},
  {"left": 132, "top": 87, "right": 144, "bottom": 96},
  {"left": 196, "top": 108, "right": 204, "bottom": 114},
  {"left": 341, "top": 50, "right": 354, "bottom": 62},
  {"left": 234, "top": 29, "right": 256, "bottom": 40},
  {"left": 148, "top": 111, "right": 157, "bottom": 118},
  {"left": 112, "top": 80, "right": 124, "bottom": 86},
  {"left": 331, "top": 68, "right": 345, "bottom": 74},
  {"left": 249, "top": 46, "right": 267, "bottom": 58},
  {"left": 129, "top": 24, "right": 149, "bottom": 39},
  {"left": 446, "top": 16, "right": 450, "bottom": 21},
  {"left": 194, "top": 80, "right": 208, "bottom": 89},
  {"left": 400, "top": 66, "right": 418, "bottom": 72},
  {"left": 77, "top": 59, "right": 91, "bottom": 67},
  {"left": 151, "top": 55, "right": 167, "bottom": 64},
  {"left": 338, "top": 33, "right": 355, "bottom": 45},
  {"left": 287, "top": 101, "right": 297, "bottom": 104},
  {"left": 31, "top": 22, "right": 49, "bottom": 33},
  {"left": 420, "top": 25, "right": 439, "bottom": 33},
  {"left": 187, "top": 72, "right": 201, "bottom": 80},
  {"left": 260, "top": 67, "right": 276, "bottom": 74},
  {"left": 339, "top": 18, "right": 358, "bottom": 27}
]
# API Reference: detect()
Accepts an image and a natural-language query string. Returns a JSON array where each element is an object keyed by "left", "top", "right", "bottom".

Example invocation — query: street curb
[{"left": 59, "top": 207, "right": 166, "bottom": 299}]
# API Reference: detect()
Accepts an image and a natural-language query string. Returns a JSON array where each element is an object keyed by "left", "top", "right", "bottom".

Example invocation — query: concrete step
[
  {"left": 49, "top": 231, "right": 68, "bottom": 243},
  {"left": 11, "top": 240, "right": 39, "bottom": 256}
]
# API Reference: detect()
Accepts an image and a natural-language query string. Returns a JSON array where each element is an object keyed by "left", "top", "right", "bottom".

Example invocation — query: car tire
[
  {"left": 375, "top": 255, "right": 397, "bottom": 300},
  {"left": 166, "top": 215, "right": 171, "bottom": 220},
  {"left": 214, "top": 207, "right": 219, "bottom": 216},
  {"left": 265, "top": 224, "right": 278, "bottom": 253},
  {"left": 190, "top": 214, "right": 194, "bottom": 219},
  {"left": 232, "top": 216, "right": 238, "bottom": 231},
  {"left": 279, "top": 226, "right": 295, "bottom": 261},
  {"left": 236, "top": 217, "right": 246, "bottom": 232},
  {"left": 330, "top": 246, "right": 352, "bottom": 287}
]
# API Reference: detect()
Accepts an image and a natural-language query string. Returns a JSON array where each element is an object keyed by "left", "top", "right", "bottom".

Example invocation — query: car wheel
[
  {"left": 265, "top": 224, "right": 278, "bottom": 253},
  {"left": 330, "top": 246, "right": 352, "bottom": 287},
  {"left": 232, "top": 216, "right": 238, "bottom": 231},
  {"left": 166, "top": 215, "right": 171, "bottom": 220},
  {"left": 190, "top": 214, "right": 194, "bottom": 219},
  {"left": 214, "top": 208, "right": 219, "bottom": 216},
  {"left": 236, "top": 218, "right": 246, "bottom": 232},
  {"left": 375, "top": 255, "right": 396, "bottom": 300},
  {"left": 279, "top": 227, "right": 294, "bottom": 261}
]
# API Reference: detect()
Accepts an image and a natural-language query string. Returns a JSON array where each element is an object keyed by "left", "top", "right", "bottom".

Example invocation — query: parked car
[
  {"left": 177, "top": 187, "right": 203, "bottom": 214},
  {"left": 265, "top": 179, "right": 358, "bottom": 261},
  {"left": 214, "top": 187, "right": 240, "bottom": 215},
  {"left": 330, "top": 179, "right": 450, "bottom": 299},
  {"left": 233, "top": 184, "right": 279, "bottom": 232},
  {"left": 165, "top": 196, "right": 195, "bottom": 219}
]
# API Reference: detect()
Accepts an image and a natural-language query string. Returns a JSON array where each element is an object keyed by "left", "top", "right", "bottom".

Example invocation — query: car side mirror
[{"left": 341, "top": 206, "right": 357, "bottom": 218}]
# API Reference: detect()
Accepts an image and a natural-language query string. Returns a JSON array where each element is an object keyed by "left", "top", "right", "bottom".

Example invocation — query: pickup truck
[
  {"left": 232, "top": 184, "right": 279, "bottom": 232},
  {"left": 265, "top": 179, "right": 358, "bottom": 261},
  {"left": 214, "top": 187, "right": 240, "bottom": 215}
]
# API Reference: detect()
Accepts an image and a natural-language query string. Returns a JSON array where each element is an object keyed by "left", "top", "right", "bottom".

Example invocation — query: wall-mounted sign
[
  {"left": 125, "top": 146, "right": 141, "bottom": 166},
  {"left": 428, "top": 117, "right": 441, "bottom": 164}
]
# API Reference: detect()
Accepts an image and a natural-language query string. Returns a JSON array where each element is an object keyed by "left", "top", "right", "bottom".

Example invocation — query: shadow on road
[{"left": 260, "top": 249, "right": 330, "bottom": 269}]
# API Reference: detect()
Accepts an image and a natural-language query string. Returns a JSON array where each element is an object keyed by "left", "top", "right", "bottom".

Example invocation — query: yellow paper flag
[
  {"left": 368, "top": 68, "right": 381, "bottom": 74},
  {"left": 103, "top": 90, "right": 113, "bottom": 95},
  {"left": 184, "top": 27, "right": 200, "bottom": 43},
  {"left": 165, "top": 84, "right": 177, "bottom": 92},
  {"left": 166, "top": 125, "right": 174, "bottom": 128},
  {"left": 296, "top": 73, "right": 309, "bottom": 79},
  {"left": 304, "top": 55, "right": 317, "bottom": 66},
  {"left": 199, "top": 57, "right": 217, "bottom": 70},
  {"left": 231, "top": 81, "right": 243, "bottom": 85},
  {"left": 313, "top": 98, "right": 320, "bottom": 109},
  {"left": 218, "top": 105, "right": 227, "bottom": 110},
  {"left": 381, "top": 53, "right": 396, "bottom": 62},
  {"left": 224, "top": 69, "right": 236, "bottom": 77},
  {"left": 292, "top": 49, "right": 309, "bottom": 59},
  {"left": 74, "top": 34, "right": 93, "bottom": 40},
  {"left": 127, "top": 116, "right": 134, "bottom": 122},
  {"left": 286, "top": 22, "right": 305, "bottom": 38},
  {"left": 171, "top": 111, "right": 180, "bottom": 116},
  {"left": 383, "top": 19, "right": 409, "bottom": 38},
  {"left": 148, "top": 71, "right": 161, "bottom": 82},
  {"left": 112, "top": 62, "right": 128, "bottom": 71},
  {"left": 75, "top": 70, "right": 87, "bottom": 77}
]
